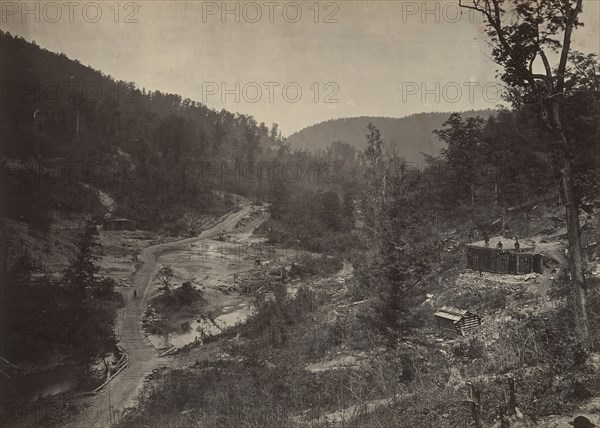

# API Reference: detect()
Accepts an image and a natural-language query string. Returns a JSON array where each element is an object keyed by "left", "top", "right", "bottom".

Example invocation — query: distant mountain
[{"left": 286, "top": 111, "right": 495, "bottom": 164}]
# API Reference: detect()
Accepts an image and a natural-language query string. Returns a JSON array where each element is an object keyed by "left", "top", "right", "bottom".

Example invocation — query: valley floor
[
  {"left": 6, "top": 208, "right": 600, "bottom": 428},
  {"left": 108, "top": 220, "right": 600, "bottom": 427}
]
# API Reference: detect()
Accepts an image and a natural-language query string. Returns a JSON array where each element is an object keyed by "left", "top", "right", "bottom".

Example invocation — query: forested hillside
[
  {"left": 1, "top": 31, "right": 287, "bottom": 233},
  {"left": 286, "top": 111, "right": 495, "bottom": 164}
]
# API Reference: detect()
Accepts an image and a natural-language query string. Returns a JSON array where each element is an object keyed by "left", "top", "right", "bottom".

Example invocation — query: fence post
[
  {"left": 468, "top": 382, "right": 483, "bottom": 428},
  {"left": 507, "top": 376, "right": 523, "bottom": 419}
]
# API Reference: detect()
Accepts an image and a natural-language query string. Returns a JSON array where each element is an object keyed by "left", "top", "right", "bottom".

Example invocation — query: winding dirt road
[{"left": 66, "top": 205, "right": 257, "bottom": 427}]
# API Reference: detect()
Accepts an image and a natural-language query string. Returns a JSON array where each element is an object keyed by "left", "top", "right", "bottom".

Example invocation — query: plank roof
[{"left": 434, "top": 306, "right": 471, "bottom": 323}]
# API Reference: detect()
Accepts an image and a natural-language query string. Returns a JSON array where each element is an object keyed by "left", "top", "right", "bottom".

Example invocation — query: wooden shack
[
  {"left": 466, "top": 245, "right": 543, "bottom": 275},
  {"left": 434, "top": 306, "right": 482, "bottom": 336},
  {"left": 103, "top": 217, "right": 136, "bottom": 231}
]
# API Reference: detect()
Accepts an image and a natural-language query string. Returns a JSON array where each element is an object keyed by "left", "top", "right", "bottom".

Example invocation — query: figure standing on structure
[
  {"left": 497, "top": 241, "right": 503, "bottom": 250},
  {"left": 514, "top": 238, "right": 520, "bottom": 252},
  {"left": 483, "top": 231, "right": 490, "bottom": 248}
]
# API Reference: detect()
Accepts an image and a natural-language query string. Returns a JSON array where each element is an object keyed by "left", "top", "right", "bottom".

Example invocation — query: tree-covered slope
[{"left": 286, "top": 111, "right": 495, "bottom": 164}]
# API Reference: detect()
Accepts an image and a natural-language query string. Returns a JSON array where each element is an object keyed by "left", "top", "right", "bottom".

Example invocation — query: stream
[
  {"left": 147, "top": 302, "right": 253, "bottom": 349},
  {"left": 2, "top": 365, "right": 79, "bottom": 404},
  {"left": 6, "top": 208, "right": 284, "bottom": 412}
]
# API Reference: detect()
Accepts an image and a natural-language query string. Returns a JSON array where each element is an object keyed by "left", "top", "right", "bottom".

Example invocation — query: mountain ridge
[{"left": 286, "top": 110, "right": 496, "bottom": 163}]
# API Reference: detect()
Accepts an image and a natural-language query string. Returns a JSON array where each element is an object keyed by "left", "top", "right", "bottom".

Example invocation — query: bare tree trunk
[
  {"left": 103, "top": 357, "right": 111, "bottom": 381},
  {"left": 549, "top": 99, "right": 589, "bottom": 344},
  {"left": 494, "top": 181, "right": 498, "bottom": 207},
  {"left": 458, "top": 0, "right": 589, "bottom": 346},
  {"left": 507, "top": 376, "right": 517, "bottom": 415},
  {"left": 76, "top": 110, "right": 80, "bottom": 137},
  {"left": 560, "top": 152, "right": 589, "bottom": 342},
  {"left": 500, "top": 408, "right": 510, "bottom": 428}
]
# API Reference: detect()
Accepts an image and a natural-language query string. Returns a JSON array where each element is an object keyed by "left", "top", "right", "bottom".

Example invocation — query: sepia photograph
[{"left": 1, "top": 1, "right": 599, "bottom": 427}]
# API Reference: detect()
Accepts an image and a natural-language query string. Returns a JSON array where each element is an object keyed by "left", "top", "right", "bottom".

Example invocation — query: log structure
[
  {"left": 434, "top": 306, "right": 482, "bottom": 336},
  {"left": 466, "top": 245, "right": 543, "bottom": 275}
]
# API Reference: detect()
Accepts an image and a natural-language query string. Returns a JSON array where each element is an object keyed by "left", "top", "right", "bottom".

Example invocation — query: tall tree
[
  {"left": 359, "top": 159, "right": 436, "bottom": 343},
  {"left": 317, "top": 190, "right": 345, "bottom": 231},
  {"left": 364, "top": 122, "right": 383, "bottom": 169},
  {"left": 63, "top": 221, "right": 101, "bottom": 301},
  {"left": 270, "top": 122, "right": 280, "bottom": 143},
  {"left": 458, "top": 0, "right": 592, "bottom": 342},
  {"left": 244, "top": 118, "right": 261, "bottom": 163},
  {"left": 268, "top": 179, "right": 289, "bottom": 221},
  {"left": 435, "top": 113, "right": 485, "bottom": 207},
  {"left": 343, "top": 190, "right": 355, "bottom": 223},
  {"left": 361, "top": 123, "right": 385, "bottom": 230}
]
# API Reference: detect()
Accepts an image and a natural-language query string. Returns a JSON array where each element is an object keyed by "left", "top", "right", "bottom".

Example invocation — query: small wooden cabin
[
  {"left": 434, "top": 306, "right": 482, "bottom": 336},
  {"left": 466, "top": 245, "right": 543, "bottom": 275},
  {"left": 103, "top": 217, "right": 136, "bottom": 231}
]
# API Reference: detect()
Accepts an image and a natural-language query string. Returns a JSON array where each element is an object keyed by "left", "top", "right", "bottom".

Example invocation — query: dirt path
[{"left": 65, "top": 205, "right": 257, "bottom": 428}]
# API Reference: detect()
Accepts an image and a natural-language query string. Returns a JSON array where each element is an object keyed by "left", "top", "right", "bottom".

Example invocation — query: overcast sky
[{"left": 2, "top": 1, "right": 599, "bottom": 135}]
